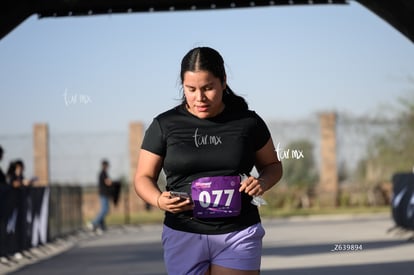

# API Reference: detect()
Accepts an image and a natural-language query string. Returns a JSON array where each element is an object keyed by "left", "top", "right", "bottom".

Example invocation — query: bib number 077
[{"left": 198, "top": 189, "right": 235, "bottom": 208}]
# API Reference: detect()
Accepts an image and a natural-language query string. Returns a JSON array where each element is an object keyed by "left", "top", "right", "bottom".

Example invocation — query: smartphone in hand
[{"left": 169, "top": 191, "right": 191, "bottom": 203}]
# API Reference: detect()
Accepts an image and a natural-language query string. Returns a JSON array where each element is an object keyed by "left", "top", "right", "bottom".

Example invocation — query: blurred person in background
[
  {"left": 7, "top": 160, "right": 26, "bottom": 188},
  {"left": 88, "top": 159, "right": 112, "bottom": 233},
  {"left": 0, "top": 146, "right": 6, "bottom": 185},
  {"left": 4, "top": 159, "right": 32, "bottom": 260},
  {"left": 0, "top": 146, "right": 9, "bottom": 263}
]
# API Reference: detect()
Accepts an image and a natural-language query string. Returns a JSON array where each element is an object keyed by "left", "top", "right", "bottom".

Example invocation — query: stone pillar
[
  {"left": 129, "top": 122, "right": 144, "bottom": 211},
  {"left": 33, "top": 123, "right": 49, "bottom": 186},
  {"left": 318, "top": 113, "right": 338, "bottom": 207}
]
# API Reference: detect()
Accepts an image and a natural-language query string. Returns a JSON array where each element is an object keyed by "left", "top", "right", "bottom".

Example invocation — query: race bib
[{"left": 191, "top": 176, "right": 241, "bottom": 218}]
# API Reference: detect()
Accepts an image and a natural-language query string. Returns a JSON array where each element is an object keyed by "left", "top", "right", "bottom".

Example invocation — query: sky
[{"left": 0, "top": 1, "right": 413, "bottom": 183}]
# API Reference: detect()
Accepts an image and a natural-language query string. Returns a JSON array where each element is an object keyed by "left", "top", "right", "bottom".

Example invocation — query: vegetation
[
  {"left": 103, "top": 206, "right": 389, "bottom": 226},
  {"left": 358, "top": 95, "right": 414, "bottom": 183},
  {"left": 271, "top": 139, "right": 318, "bottom": 209},
  {"left": 106, "top": 210, "right": 165, "bottom": 225},
  {"left": 94, "top": 96, "right": 414, "bottom": 226},
  {"left": 280, "top": 139, "right": 318, "bottom": 188}
]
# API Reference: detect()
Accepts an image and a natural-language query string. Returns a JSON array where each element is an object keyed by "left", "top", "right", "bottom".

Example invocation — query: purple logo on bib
[{"left": 191, "top": 176, "right": 241, "bottom": 218}]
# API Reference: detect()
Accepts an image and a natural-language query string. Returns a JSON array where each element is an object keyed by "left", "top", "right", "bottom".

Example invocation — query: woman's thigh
[
  {"left": 209, "top": 223, "right": 265, "bottom": 271},
  {"left": 210, "top": 264, "right": 259, "bottom": 275}
]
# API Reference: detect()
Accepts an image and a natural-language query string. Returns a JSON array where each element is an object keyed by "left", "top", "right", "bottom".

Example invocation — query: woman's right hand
[{"left": 157, "top": 192, "right": 194, "bottom": 213}]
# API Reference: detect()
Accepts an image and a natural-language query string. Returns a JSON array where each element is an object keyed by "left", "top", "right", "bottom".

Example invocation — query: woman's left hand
[{"left": 239, "top": 176, "right": 265, "bottom": 197}]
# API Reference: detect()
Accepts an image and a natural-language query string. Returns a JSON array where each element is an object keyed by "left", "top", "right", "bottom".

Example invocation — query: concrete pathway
[{"left": 1, "top": 213, "right": 413, "bottom": 275}]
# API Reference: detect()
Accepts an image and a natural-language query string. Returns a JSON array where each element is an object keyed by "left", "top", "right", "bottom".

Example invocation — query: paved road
[{"left": 2, "top": 213, "right": 414, "bottom": 275}]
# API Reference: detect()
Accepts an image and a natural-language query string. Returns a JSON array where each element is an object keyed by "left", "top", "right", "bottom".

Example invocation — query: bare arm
[
  {"left": 255, "top": 138, "right": 283, "bottom": 192},
  {"left": 134, "top": 149, "right": 164, "bottom": 208},
  {"left": 240, "top": 138, "right": 283, "bottom": 196},
  {"left": 134, "top": 149, "right": 192, "bottom": 212},
  {"left": 104, "top": 177, "right": 112, "bottom": 186}
]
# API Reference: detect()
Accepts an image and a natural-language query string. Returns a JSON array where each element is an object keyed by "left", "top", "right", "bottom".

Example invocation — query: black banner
[
  {"left": 392, "top": 173, "right": 414, "bottom": 230},
  {"left": 0, "top": 186, "right": 49, "bottom": 258}
]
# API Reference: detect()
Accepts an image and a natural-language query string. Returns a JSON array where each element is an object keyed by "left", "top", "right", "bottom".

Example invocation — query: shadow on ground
[
  {"left": 261, "top": 261, "right": 414, "bottom": 275},
  {"left": 263, "top": 239, "right": 412, "bottom": 257},
  {"left": 9, "top": 241, "right": 166, "bottom": 275}
]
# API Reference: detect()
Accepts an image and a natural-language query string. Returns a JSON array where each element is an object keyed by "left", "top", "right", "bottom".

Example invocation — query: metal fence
[
  {"left": 48, "top": 185, "right": 83, "bottom": 241},
  {"left": 0, "top": 185, "right": 82, "bottom": 259},
  {"left": 0, "top": 131, "right": 128, "bottom": 186},
  {"left": 0, "top": 114, "right": 395, "bottom": 186}
]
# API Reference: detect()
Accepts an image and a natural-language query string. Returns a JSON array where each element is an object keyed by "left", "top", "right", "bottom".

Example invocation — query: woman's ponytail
[{"left": 223, "top": 86, "right": 248, "bottom": 112}]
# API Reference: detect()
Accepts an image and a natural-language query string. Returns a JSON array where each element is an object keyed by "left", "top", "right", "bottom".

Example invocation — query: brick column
[
  {"left": 129, "top": 122, "right": 144, "bottom": 211},
  {"left": 318, "top": 113, "right": 338, "bottom": 207},
  {"left": 33, "top": 123, "right": 49, "bottom": 186}
]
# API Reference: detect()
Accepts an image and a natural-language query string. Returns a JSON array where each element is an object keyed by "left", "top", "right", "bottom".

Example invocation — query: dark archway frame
[{"left": 1, "top": 1, "right": 414, "bottom": 43}]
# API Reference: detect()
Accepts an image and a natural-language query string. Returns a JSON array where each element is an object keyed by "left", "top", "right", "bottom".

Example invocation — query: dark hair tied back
[{"left": 180, "top": 47, "right": 248, "bottom": 112}]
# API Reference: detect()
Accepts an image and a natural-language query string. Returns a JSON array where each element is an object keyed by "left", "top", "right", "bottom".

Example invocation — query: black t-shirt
[
  {"left": 98, "top": 170, "right": 111, "bottom": 197},
  {"left": 142, "top": 104, "right": 271, "bottom": 234},
  {"left": 0, "top": 168, "right": 6, "bottom": 185}
]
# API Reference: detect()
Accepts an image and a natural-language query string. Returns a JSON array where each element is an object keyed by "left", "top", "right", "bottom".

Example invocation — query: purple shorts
[{"left": 161, "top": 223, "right": 265, "bottom": 274}]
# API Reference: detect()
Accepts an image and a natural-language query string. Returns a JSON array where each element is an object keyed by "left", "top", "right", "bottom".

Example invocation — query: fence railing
[
  {"left": 0, "top": 185, "right": 82, "bottom": 259},
  {"left": 48, "top": 185, "right": 83, "bottom": 240}
]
